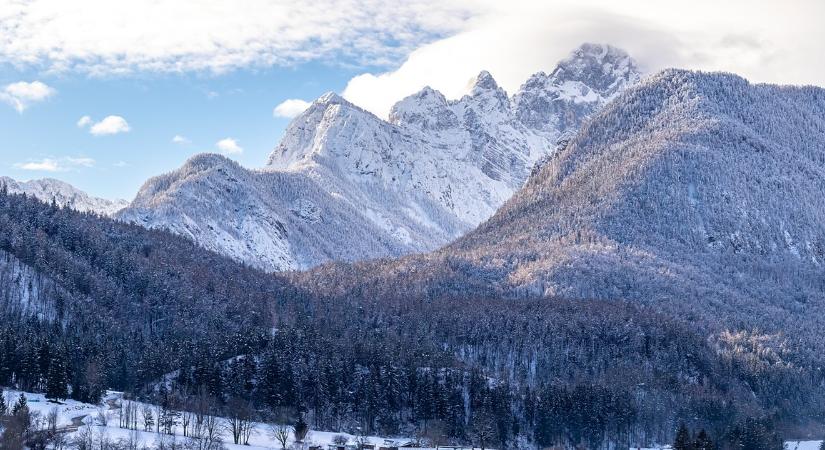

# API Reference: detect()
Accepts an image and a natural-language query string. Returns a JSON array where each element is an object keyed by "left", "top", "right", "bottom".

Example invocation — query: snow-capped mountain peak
[
  {"left": 551, "top": 43, "right": 639, "bottom": 95},
  {"left": 0, "top": 176, "right": 128, "bottom": 216},
  {"left": 266, "top": 90, "right": 385, "bottom": 171},
  {"left": 469, "top": 70, "right": 499, "bottom": 92},
  {"left": 513, "top": 43, "right": 640, "bottom": 133},
  {"left": 122, "top": 44, "right": 641, "bottom": 272},
  {"left": 462, "top": 70, "right": 510, "bottom": 116},
  {"left": 389, "top": 86, "right": 456, "bottom": 131}
]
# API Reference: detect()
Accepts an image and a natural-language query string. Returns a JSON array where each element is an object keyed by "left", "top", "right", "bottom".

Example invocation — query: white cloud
[
  {"left": 0, "top": 0, "right": 474, "bottom": 75},
  {"left": 113, "top": 161, "right": 128, "bottom": 167},
  {"left": 89, "top": 116, "right": 131, "bottom": 136},
  {"left": 0, "top": 81, "right": 55, "bottom": 113},
  {"left": 172, "top": 135, "right": 191, "bottom": 144},
  {"left": 77, "top": 115, "right": 92, "bottom": 127},
  {"left": 14, "top": 158, "right": 63, "bottom": 172},
  {"left": 273, "top": 99, "right": 311, "bottom": 118},
  {"left": 14, "top": 156, "right": 95, "bottom": 172},
  {"left": 216, "top": 138, "right": 242, "bottom": 155},
  {"left": 341, "top": 0, "right": 825, "bottom": 118}
]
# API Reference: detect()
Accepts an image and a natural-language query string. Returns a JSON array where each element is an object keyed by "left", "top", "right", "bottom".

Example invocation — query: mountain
[
  {"left": 0, "top": 187, "right": 790, "bottom": 448},
  {"left": 0, "top": 176, "right": 128, "bottom": 216},
  {"left": 296, "top": 69, "right": 825, "bottom": 421},
  {"left": 118, "top": 43, "right": 640, "bottom": 271},
  {"left": 453, "top": 69, "right": 825, "bottom": 309},
  {"left": 118, "top": 153, "right": 415, "bottom": 271},
  {"left": 306, "top": 69, "right": 825, "bottom": 304}
]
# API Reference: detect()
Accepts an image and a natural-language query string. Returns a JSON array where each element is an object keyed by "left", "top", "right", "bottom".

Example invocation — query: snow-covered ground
[
  {"left": 641, "top": 442, "right": 823, "bottom": 450},
  {"left": 4, "top": 390, "right": 420, "bottom": 450},
  {"left": 785, "top": 441, "right": 823, "bottom": 450},
  {"left": 6, "top": 390, "right": 822, "bottom": 450}
]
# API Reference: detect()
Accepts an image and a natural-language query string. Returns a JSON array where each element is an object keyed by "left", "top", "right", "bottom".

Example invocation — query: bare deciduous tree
[
  {"left": 270, "top": 423, "right": 292, "bottom": 449},
  {"left": 225, "top": 397, "right": 255, "bottom": 445}
]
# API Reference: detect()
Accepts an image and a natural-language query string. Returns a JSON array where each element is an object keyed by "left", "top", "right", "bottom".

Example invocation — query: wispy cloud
[
  {"left": 0, "top": 81, "right": 55, "bottom": 113},
  {"left": 0, "top": 1, "right": 474, "bottom": 75},
  {"left": 14, "top": 158, "right": 63, "bottom": 172},
  {"left": 273, "top": 99, "right": 311, "bottom": 118},
  {"left": 216, "top": 138, "right": 242, "bottom": 155},
  {"left": 14, "top": 156, "right": 95, "bottom": 172}
]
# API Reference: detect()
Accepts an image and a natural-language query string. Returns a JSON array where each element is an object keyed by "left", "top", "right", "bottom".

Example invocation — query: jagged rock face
[
  {"left": 0, "top": 176, "right": 127, "bottom": 216},
  {"left": 120, "top": 43, "right": 640, "bottom": 272},
  {"left": 513, "top": 43, "right": 640, "bottom": 134}
]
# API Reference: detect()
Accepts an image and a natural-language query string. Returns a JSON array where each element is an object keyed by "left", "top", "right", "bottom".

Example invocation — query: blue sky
[
  {"left": 0, "top": 62, "right": 372, "bottom": 199},
  {"left": 1, "top": 0, "right": 822, "bottom": 200}
]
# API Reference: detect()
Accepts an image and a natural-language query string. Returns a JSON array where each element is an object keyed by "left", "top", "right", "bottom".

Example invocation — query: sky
[{"left": 1, "top": 0, "right": 823, "bottom": 200}]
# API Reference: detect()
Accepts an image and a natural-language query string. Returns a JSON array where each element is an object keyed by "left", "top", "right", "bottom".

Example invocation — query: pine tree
[
  {"left": 818, "top": 440, "right": 824, "bottom": 450},
  {"left": 46, "top": 350, "right": 69, "bottom": 400},
  {"left": 674, "top": 423, "right": 693, "bottom": 450},
  {"left": 694, "top": 429, "right": 714, "bottom": 450},
  {"left": 0, "top": 391, "right": 7, "bottom": 416},
  {"left": 293, "top": 414, "right": 309, "bottom": 443},
  {"left": 12, "top": 393, "right": 27, "bottom": 415}
]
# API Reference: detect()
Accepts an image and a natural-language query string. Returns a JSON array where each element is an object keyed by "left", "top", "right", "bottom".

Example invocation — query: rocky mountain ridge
[{"left": 118, "top": 43, "right": 640, "bottom": 271}]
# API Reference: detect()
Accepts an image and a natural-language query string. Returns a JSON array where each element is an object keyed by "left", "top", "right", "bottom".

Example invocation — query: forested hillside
[
  {"left": 292, "top": 70, "right": 825, "bottom": 439},
  {"left": 0, "top": 187, "right": 794, "bottom": 449}
]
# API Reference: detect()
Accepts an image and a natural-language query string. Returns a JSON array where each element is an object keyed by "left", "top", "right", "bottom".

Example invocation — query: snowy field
[
  {"left": 640, "top": 442, "right": 823, "bottom": 450},
  {"left": 5, "top": 390, "right": 422, "bottom": 450},
  {"left": 785, "top": 442, "right": 824, "bottom": 450},
  {"left": 6, "top": 390, "right": 822, "bottom": 450}
]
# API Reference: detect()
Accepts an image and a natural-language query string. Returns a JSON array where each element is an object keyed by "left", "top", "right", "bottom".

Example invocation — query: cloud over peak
[
  {"left": 216, "top": 138, "right": 242, "bottom": 155},
  {"left": 273, "top": 99, "right": 311, "bottom": 118},
  {"left": 339, "top": 0, "right": 825, "bottom": 119}
]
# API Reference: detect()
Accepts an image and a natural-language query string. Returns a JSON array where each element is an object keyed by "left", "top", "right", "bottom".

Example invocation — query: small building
[{"left": 385, "top": 440, "right": 416, "bottom": 448}]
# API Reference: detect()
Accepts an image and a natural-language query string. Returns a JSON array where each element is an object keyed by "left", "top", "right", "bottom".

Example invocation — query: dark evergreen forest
[{"left": 0, "top": 189, "right": 806, "bottom": 448}]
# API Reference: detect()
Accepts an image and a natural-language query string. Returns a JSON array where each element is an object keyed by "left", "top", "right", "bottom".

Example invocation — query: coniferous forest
[{"left": 0, "top": 185, "right": 803, "bottom": 449}]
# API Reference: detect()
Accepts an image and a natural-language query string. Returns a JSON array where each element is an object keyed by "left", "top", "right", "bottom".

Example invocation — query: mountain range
[
  {"left": 2, "top": 49, "right": 825, "bottom": 446},
  {"left": 0, "top": 176, "right": 127, "bottom": 216},
  {"left": 116, "top": 43, "right": 640, "bottom": 271},
  {"left": 297, "top": 70, "right": 825, "bottom": 410}
]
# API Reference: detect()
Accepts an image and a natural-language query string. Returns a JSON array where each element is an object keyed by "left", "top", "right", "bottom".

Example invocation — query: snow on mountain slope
[
  {"left": 293, "top": 70, "right": 825, "bottom": 401},
  {"left": 513, "top": 43, "right": 640, "bottom": 134},
  {"left": 119, "top": 154, "right": 424, "bottom": 271},
  {"left": 454, "top": 68, "right": 825, "bottom": 304},
  {"left": 0, "top": 176, "right": 128, "bottom": 216},
  {"left": 120, "top": 44, "right": 640, "bottom": 272},
  {"left": 304, "top": 69, "right": 825, "bottom": 323}
]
